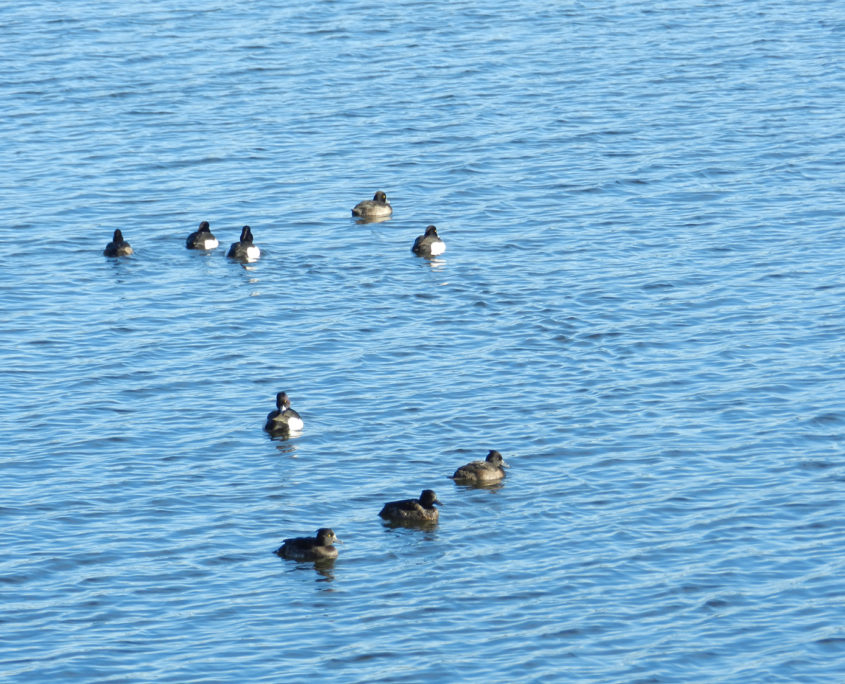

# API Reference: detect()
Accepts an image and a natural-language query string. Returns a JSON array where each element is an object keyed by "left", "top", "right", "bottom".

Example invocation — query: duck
[
  {"left": 411, "top": 225, "right": 445, "bottom": 257},
  {"left": 185, "top": 220, "right": 219, "bottom": 250},
  {"left": 452, "top": 450, "right": 509, "bottom": 484},
  {"left": 352, "top": 190, "right": 393, "bottom": 218},
  {"left": 227, "top": 225, "right": 260, "bottom": 261},
  {"left": 264, "top": 391, "right": 304, "bottom": 436},
  {"left": 103, "top": 229, "right": 133, "bottom": 257},
  {"left": 275, "top": 528, "right": 340, "bottom": 561},
  {"left": 379, "top": 489, "right": 441, "bottom": 525}
]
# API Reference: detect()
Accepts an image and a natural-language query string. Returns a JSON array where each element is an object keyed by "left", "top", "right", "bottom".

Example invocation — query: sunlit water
[{"left": 1, "top": 1, "right": 844, "bottom": 681}]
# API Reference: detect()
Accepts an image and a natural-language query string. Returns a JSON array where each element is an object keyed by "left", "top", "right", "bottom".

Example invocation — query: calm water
[{"left": 2, "top": 1, "right": 844, "bottom": 681}]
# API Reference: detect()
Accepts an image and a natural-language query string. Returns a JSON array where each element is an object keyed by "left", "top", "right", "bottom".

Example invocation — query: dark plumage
[
  {"left": 264, "top": 391, "right": 304, "bottom": 436},
  {"left": 275, "top": 528, "right": 339, "bottom": 561},
  {"left": 103, "top": 229, "right": 133, "bottom": 257},
  {"left": 379, "top": 489, "right": 441, "bottom": 525},
  {"left": 452, "top": 450, "right": 509, "bottom": 484},
  {"left": 352, "top": 190, "right": 393, "bottom": 218},
  {"left": 185, "top": 220, "right": 218, "bottom": 250},
  {"left": 411, "top": 225, "right": 446, "bottom": 257},
  {"left": 227, "top": 225, "right": 260, "bottom": 261}
]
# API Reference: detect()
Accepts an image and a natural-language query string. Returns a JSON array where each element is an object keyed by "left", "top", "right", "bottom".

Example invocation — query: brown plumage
[
  {"left": 379, "top": 489, "right": 441, "bottom": 525},
  {"left": 275, "top": 528, "right": 339, "bottom": 561},
  {"left": 452, "top": 450, "right": 509, "bottom": 484}
]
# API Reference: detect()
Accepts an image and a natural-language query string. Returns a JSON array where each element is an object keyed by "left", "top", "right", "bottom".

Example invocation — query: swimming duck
[
  {"left": 103, "top": 229, "right": 133, "bottom": 257},
  {"left": 275, "top": 528, "right": 339, "bottom": 561},
  {"left": 452, "top": 450, "right": 509, "bottom": 484},
  {"left": 185, "top": 220, "right": 219, "bottom": 250},
  {"left": 352, "top": 191, "right": 393, "bottom": 218},
  {"left": 264, "top": 391, "right": 304, "bottom": 436},
  {"left": 227, "top": 225, "right": 260, "bottom": 261},
  {"left": 411, "top": 225, "right": 445, "bottom": 257},
  {"left": 379, "top": 489, "right": 441, "bottom": 525}
]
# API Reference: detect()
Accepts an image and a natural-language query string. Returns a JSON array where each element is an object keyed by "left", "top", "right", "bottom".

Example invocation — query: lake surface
[{"left": 2, "top": 1, "right": 844, "bottom": 681}]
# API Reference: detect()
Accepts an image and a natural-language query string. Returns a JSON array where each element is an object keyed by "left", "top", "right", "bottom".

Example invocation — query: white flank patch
[
  {"left": 246, "top": 245, "right": 260, "bottom": 260},
  {"left": 203, "top": 237, "right": 219, "bottom": 249},
  {"left": 429, "top": 241, "right": 446, "bottom": 255},
  {"left": 287, "top": 416, "right": 304, "bottom": 432}
]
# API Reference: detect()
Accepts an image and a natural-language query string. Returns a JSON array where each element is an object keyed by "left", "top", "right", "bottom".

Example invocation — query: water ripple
[{"left": 1, "top": 0, "right": 845, "bottom": 682}]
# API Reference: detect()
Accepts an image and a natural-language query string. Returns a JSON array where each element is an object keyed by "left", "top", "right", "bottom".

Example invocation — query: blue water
[{"left": 2, "top": 1, "right": 844, "bottom": 681}]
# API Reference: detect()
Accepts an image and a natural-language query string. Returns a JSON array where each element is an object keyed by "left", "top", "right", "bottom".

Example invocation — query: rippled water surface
[{"left": 2, "top": 1, "right": 844, "bottom": 681}]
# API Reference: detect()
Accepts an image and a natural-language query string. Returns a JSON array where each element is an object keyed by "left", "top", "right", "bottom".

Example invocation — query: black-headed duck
[
  {"left": 185, "top": 220, "right": 219, "bottom": 250},
  {"left": 227, "top": 225, "right": 260, "bottom": 261},
  {"left": 264, "top": 391, "right": 304, "bottom": 436},
  {"left": 411, "top": 225, "right": 445, "bottom": 257},
  {"left": 103, "top": 229, "right": 133, "bottom": 257}
]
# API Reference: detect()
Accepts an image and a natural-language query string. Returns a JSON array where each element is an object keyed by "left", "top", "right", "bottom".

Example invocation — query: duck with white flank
[
  {"left": 264, "top": 391, "right": 304, "bottom": 436},
  {"left": 227, "top": 225, "right": 260, "bottom": 261},
  {"left": 411, "top": 225, "right": 445, "bottom": 257},
  {"left": 185, "top": 220, "right": 218, "bottom": 250}
]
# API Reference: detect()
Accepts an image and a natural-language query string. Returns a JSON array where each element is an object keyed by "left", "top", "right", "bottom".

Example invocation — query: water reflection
[
  {"left": 273, "top": 441, "right": 299, "bottom": 458},
  {"left": 354, "top": 215, "right": 392, "bottom": 225},
  {"left": 104, "top": 251, "right": 134, "bottom": 285},
  {"left": 452, "top": 480, "right": 505, "bottom": 493},
  {"left": 313, "top": 560, "right": 335, "bottom": 583},
  {"left": 278, "top": 557, "right": 336, "bottom": 582},
  {"left": 230, "top": 261, "right": 260, "bottom": 280},
  {"left": 268, "top": 427, "right": 303, "bottom": 443},
  {"left": 380, "top": 518, "right": 439, "bottom": 532},
  {"left": 228, "top": 259, "right": 262, "bottom": 297},
  {"left": 381, "top": 523, "right": 439, "bottom": 544}
]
